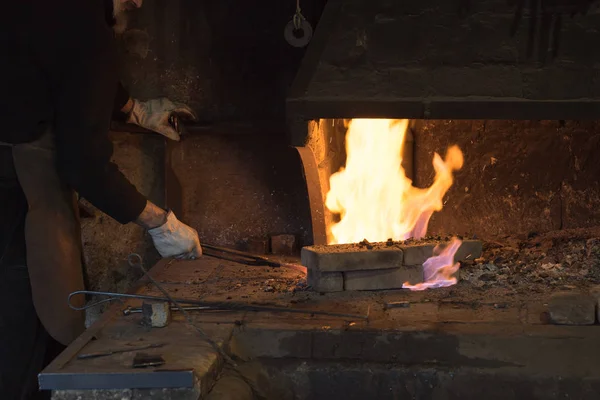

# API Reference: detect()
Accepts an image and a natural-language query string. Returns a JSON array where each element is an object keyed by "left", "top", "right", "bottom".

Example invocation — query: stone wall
[{"left": 416, "top": 120, "right": 600, "bottom": 239}]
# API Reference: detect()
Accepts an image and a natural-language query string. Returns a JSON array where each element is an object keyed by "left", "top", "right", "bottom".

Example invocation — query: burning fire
[
  {"left": 402, "top": 238, "right": 462, "bottom": 291},
  {"left": 325, "top": 119, "right": 464, "bottom": 290}
]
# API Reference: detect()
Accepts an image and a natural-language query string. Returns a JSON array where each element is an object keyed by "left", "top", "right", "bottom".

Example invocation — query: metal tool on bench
[
  {"left": 77, "top": 343, "right": 165, "bottom": 360},
  {"left": 123, "top": 305, "right": 217, "bottom": 316},
  {"left": 202, "top": 243, "right": 307, "bottom": 274},
  {"left": 133, "top": 353, "right": 166, "bottom": 368},
  {"left": 68, "top": 290, "right": 369, "bottom": 320}
]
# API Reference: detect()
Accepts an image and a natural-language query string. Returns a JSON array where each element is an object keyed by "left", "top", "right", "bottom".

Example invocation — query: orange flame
[
  {"left": 325, "top": 119, "right": 463, "bottom": 245},
  {"left": 402, "top": 237, "right": 462, "bottom": 291}
]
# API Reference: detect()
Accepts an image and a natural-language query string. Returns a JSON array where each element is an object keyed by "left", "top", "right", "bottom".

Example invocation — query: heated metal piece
[
  {"left": 77, "top": 343, "right": 165, "bottom": 360},
  {"left": 202, "top": 243, "right": 307, "bottom": 274}
]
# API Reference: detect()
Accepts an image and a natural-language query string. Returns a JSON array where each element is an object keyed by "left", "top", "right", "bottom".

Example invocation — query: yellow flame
[{"left": 325, "top": 119, "right": 463, "bottom": 245}]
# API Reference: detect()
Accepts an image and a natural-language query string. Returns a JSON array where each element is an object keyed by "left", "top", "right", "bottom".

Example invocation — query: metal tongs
[{"left": 202, "top": 243, "right": 307, "bottom": 273}]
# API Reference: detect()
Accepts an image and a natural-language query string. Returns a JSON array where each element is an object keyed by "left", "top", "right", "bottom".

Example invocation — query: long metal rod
[
  {"left": 122, "top": 305, "right": 217, "bottom": 315},
  {"left": 77, "top": 343, "right": 166, "bottom": 360},
  {"left": 68, "top": 290, "right": 368, "bottom": 320},
  {"left": 127, "top": 253, "right": 235, "bottom": 367},
  {"left": 202, "top": 243, "right": 307, "bottom": 274}
]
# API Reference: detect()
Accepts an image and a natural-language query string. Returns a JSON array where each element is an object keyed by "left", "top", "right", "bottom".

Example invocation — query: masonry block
[
  {"left": 401, "top": 244, "right": 435, "bottom": 265},
  {"left": 344, "top": 265, "right": 423, "bottom": 291},
  {"left": 307, "top": 268, "right": 343, "bottom": 292},
  {"left": 548, "top": 293, "right": 595, "bottom": 326},
  {"left": 271, "top": 234, "right": 297, "bottom": 256},
  {"left": 402, "top": 240, "right": 482, "bottom": 266},
  {"left": 454, "top": 240, "right": 483, "bottom": 262},
  {"left": 301, "top": 245, "right": 404, "bottom": 272},
  {"left": 246, "top": 237, "right": 269, "bottom": 255}
]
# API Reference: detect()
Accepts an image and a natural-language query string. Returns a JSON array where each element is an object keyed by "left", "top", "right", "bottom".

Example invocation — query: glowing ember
[
  {"left": 402, "top": 237, "right": 462, "bottom": 291},
  {"left": 325, "top": 119, "right": 463, "bottom": 244}
]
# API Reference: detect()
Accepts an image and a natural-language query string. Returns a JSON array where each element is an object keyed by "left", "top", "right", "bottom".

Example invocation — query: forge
[
  {"left": 42, "top": 0, "right": 600, "bottom": 399},
  {"left": 285, "top": 0, "right": 600, "bottom": 293}
]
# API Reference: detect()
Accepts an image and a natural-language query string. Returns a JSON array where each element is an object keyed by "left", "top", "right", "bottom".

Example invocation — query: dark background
[{"left": 118, "top": 0, "right": 327, "bottom": 123}]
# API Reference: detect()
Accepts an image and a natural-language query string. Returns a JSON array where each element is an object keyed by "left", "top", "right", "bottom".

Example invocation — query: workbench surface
[
  {"left": 42, "top": 255, "right": 311, "bottom": 398},
  {"left": 45, "top": 251, "right": 600, "bottom": 400}
]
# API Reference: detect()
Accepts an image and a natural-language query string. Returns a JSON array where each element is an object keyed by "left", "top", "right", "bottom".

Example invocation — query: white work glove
[
  {"left": 148, "top": 210, "right": 203, "bottom": 259},
  {"left": 127, "top": 98, "right": 197, "bottom": 141}
]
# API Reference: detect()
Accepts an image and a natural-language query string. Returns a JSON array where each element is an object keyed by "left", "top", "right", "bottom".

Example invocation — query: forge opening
[{"left": 298, "top": 118, "right": 600, "bottom": 293}]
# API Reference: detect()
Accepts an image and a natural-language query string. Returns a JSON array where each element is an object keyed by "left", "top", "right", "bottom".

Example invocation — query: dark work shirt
[
  {"left": 104, "top": 0, "right": 133, "bottom": 115},
  {"left": 0, "top": 0, "right": 146, "bottom": 224},
  {"left": 114, "top": 82, "right": 132, "bottom": 115}
]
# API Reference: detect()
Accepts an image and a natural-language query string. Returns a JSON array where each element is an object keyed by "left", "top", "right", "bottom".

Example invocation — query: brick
[
  {"left": 344, "top": 266, "right": 423, "bottom": 291},
  {"left": 271, "top": 234, "right": 297, "bottom": 256},
  {"left": 548, "top": 293, "right": 595, "bottom": 326},
  {"left": 455, "top": 240, "right": 483, "bottom": 262},
  {"left": 246, "top": 237, "right": 269, "bottom": 255},
  {"left": 401, "top": 240, "right": 482, "bottom": 266},
  {"left": 401, "top": 244, "right": 435, "bottom": 266},
  {"left": 301, "top": 246, "right": 404, "bottom": 272},
  {"left": 307, "top": 268, "right": 343, "bottom": 292}
]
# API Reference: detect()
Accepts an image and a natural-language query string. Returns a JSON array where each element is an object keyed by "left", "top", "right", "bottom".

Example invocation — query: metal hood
[{"left": 287, "top": 0, "right": 600, "bottom": 123}]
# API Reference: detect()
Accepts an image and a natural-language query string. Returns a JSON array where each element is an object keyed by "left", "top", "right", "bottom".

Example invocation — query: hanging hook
[{"left": 284, "top": 0, "right": 313, "bottom": 48}]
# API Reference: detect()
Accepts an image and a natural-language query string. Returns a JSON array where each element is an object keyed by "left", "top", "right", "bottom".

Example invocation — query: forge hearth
[
  {"left": 302, "top": 239, "right": 483, "bottom": 292},
  {"left": 286, "top": 0, "right": 600, "bottom": 253}
]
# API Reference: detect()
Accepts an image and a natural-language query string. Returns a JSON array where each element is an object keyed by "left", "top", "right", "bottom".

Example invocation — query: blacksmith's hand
[
  {"left": 127, "top": 98, "right": 197, "bottom": 141},
  {"left": 148, "top": 210, "right": 203, "bottom": 259}
]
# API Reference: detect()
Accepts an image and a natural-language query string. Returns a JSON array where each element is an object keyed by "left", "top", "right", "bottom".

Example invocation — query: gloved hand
[
  {"left": 127, "top": 98, "right": 197, "bottom": 141},
  {"left": 147, "top": 210, "right": 202, "bottom": 259}
]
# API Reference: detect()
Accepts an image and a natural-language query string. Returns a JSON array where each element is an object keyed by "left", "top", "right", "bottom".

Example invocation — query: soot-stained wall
[
  {"left": 117, "top": 0, "right": 326, "bottom": 122},
  {"left": 417, "top": 120, "right": 600, "bottom": 239}
]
